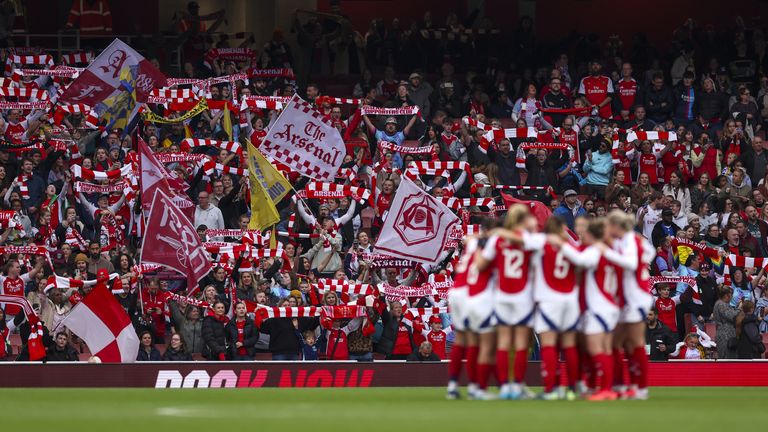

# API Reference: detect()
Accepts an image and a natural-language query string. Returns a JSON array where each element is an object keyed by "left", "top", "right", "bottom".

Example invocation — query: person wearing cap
[
  {"left": 416, "top": 314, "right": 452, "bottom": 360},
  {"left": 406, "top": 71, "right": 433, "bottom": 118},
  {"left": 651, "top": 208, "right": 682, "bottom": 248},
  {"left": 436, "top": 81, "right": 462, "bottom": 118},
  {"left": 553, "top": 189, "right": 586, "bottom": 231}
]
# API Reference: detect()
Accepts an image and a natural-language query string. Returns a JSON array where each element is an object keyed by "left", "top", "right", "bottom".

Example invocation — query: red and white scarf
[
  {"left": 361, "top": 105, "right": 421, "bottom": 117},
  {"left": 182, "top": 138, "right": 242, "bottom": 155},
  {"left": 74, "top": 180, "right": 128, "bottom": 194},
  {"left": 314, "top": 279, "right": 377, "bottom": 296},
  {"left": 70, "top": 164, "right": 132, "bottom": 180},
  {"left": 203, "top": 48, "right": 257, "bottom": 69},
  {"left": 240, "top": 95, "right": 291, "bottom": 111},
  {"left": 60, "top": 51, "right": 93, "bottom": 65},
  {"left": 246, "top": 68, "right": 296, "bottom": 80},
  {"left": 298, "top": 181, "right": 372, "bottom": 204},
  {"left": 378, "top": 140, "right": 434, "bottom": 155},
  {"left": 14, "top": 174, "right": 29, "bottom": 199}
]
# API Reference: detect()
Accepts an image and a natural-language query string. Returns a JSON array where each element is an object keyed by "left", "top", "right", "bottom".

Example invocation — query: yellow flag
[
  {"left": 223, "top": 102, "right": 233, "bottom": 140},
  {"left": 247, "top": 140, "right": 291, "bottom": 231}
]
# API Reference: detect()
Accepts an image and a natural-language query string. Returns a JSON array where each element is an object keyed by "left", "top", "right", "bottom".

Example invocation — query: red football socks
[
  {"left": 466, "top": 345, "right": 479, "bottom": 384},
  {"left": 540, "top": 346, "right": 557, "bottom": 392},
  {"left": 563, "top": 346, "right": 580, "bottom": 388},
  {"left": 448, "top": 344, "right": 466, "bottom": 381},
  {"left": 513, "top": 349, "right": 528, "bottom": 384},
  {"left": 495, "top": 350, "right": 509, "bottom": 385}
]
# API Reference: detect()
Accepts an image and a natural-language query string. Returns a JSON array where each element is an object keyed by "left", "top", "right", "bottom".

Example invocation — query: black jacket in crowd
[
  {"left": 45, "top": 344, "right": 79, "bottom": 362},
  {"left": 225, "top": 317, "right": 259, "bottom": 358},
  {"left": 201, "top": 315, "right": 228, "bottom": 359},
  {"left": 259, "top": 317, "right": 319, "bottom": 356},
  {"left": 162, "top": 347, "right": 193, "bottom": 361},
  {"left": 643, "top": 85, "right": 674, "bottom": 122},
  {"left": 646, "top": 320, "right": 677, "bottom": 361},
  {"left": 377, "top": 304, "right": 415, "bottom": 356}
]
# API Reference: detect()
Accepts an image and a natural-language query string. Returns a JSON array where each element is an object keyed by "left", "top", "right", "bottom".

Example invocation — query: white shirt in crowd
[{"left": 194, "top": 205, "right": 225, "bottom": 230}]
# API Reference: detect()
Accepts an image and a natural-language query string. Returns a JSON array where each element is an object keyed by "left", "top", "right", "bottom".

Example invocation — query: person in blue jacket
[{"left": 553, "top": 189, "right": 586, "bottom": 230}]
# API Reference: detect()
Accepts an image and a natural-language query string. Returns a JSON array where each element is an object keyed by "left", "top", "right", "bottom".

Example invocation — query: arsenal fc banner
[
  {"left": 374, "top": 177, "right": 460, "bottom": 264},
  {"left": 260, "top": 94, "right": 346, "bottom": 181},
  {"left": 141, "top": 190, "right": 210, "bottom": 294}
]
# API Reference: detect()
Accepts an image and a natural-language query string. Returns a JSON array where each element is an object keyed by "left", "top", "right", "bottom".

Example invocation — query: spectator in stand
[
  {"left": 651, "top": 209, "right": 681, "bottom": 248},
  {"left": 553, "top": 189, "right": 586, "bottom": 231},
  {"left": 202, "top": 301, "right": 229, "bottom": 360},
  {"left": 46, "top": 332, "right": 78, "bottom": 362},
  {"left": 406, "top": 341, "right": 440, "bottom": 362},
  {"left": 672, "top": 71, "right": 697, "bottom": 127},
  {"left": 259, "top": 298, "right": 319, "bottom": 360},
  {"left": 578, "top": 59, "right": 614, "bottom": 120},
  {"left": 163, "top": 333, "right": 193, "bottom": 361},
  {"left": 714, "top": 287, "right": 741, "bottom": 359},
  {"left": 378, "top": 300, "right": 415, "bottom": 360},
  {"left": 739, "top": 136, "right": 768, "bottom": 189},
  {"left": 645, "top": 308, "right": 677, "bottom": 361},
  {"left": 226, "top": 301, "right": 258, "bottom": 360},
  {"left": 670, "top": 333, "right": 706, "bottom": 359},
  {"left": 194, "top": 192, "right": 225, "bottom": 230},
  {"left": 136, "top": 330, "right": 161, "bottom": 361},
  {"left": 406, "top": 72, "right": 433, "bottom": 118},
  {"left": 643, "top": 73, "right": 674, "bottom": 124},
  {"left": 582, "top": 138, "right": 613, "bottom": 199},
  {"left": 730, "top": 86, "right": 761, "bottom": 136},
  {"left": 540, "top": 77, "right": 572, "bottom": 127},
  {"left": 615, "top": 62, "right": 640, "bottom": 123},
  {"left": 736, "top": 301, "right": 765, "bottom": 358},
  {"left": 486, "top": 138, "right": 520, "bottom": 186}
]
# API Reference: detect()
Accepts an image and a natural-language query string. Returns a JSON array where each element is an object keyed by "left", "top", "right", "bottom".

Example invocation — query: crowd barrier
[{"left": 1, "top": 361, "right": 767, "bottom": 388}]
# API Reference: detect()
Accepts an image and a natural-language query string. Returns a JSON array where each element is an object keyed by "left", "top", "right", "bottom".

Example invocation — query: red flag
[
  {"left": 138, "top": 135, "right": 195, "bottom": 218},
  {"left": 141, "top": 189, "right": 211, "bottom": 294},
  {"left": 501, "top": 193, "right": 578, "bottom": 240},
  {"left": 60, "top": 284, "right": 139, "bottom": 363}
]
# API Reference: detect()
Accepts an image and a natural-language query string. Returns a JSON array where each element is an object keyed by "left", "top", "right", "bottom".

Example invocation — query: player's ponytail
[
  {"left": 607, "top": 209, "right": 633, "bottom": 232},
  {"left": 503, "top": 204, "right": 530, "bottom": 230}
]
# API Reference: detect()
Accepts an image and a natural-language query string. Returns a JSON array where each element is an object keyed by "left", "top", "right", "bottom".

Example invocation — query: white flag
[
  {"left": 374, "top": 177, "right": 460, "bottom": 264},
  {"left": 260, "top": 94, "right": 346, "bottom": 180}
]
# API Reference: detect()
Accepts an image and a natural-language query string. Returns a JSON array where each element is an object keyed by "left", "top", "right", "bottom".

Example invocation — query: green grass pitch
[{"left": 1, "top": 387, "right": 759, "bottom": 431}]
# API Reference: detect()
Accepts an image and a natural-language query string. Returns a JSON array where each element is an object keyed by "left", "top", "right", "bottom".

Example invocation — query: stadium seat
[
  {"left": 254, "top": 353, "right": 272, "bottom": 360},
  {"left": 78, "top": 353, "right": 91, "bottom": 361},
  {"left": 191, "top": 353, "right": 206, "bottom": 361}
]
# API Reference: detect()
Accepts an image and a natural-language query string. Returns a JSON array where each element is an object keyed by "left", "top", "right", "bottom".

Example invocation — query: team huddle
[{"left": 447, "top": 206, "right": 654, "bottom": 401}]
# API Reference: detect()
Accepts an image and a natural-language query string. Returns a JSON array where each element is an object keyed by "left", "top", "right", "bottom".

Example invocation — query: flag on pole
[
  {"left": 246, "top": 140, "right": 288, "bottom": 231},
  {"left": 141, "top": 189, "right": 210, "bottom": 295},
  {"left": 259, "top": 94, "right": 346, "bottom": 180},
  {"left": 138, "top": 135, "right": 195, "bottom": 217},
  {"left": 374, "top": 177, "right": 460, "bottom": 264},
  {"left": 60, "top": 284, "right": 139, "bottom": 363},
  {"left": 223, "top": 102, "right": 233, "bottom": 141},
  {"left": 60, "top": 38, "right": 167, "bottom": 128}
]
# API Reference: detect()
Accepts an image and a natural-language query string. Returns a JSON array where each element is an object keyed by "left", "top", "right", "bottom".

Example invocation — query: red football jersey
[
  {"left": 482, "top": 233, "right": 544, "bottom": 295},
  {"left": 617, "top": 78, "right": 638, "bottom": 112},
  {"left": 0, "top": 275, "right": 27, "bottom": 316},
  {"left": 578, "top": 75, "right": 614, "bottom": 119},
  {"left": 534, "top": 243, "right": 577, "bottom": 301}
]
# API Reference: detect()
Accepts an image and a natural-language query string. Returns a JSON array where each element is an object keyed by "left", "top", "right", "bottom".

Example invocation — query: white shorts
[
  {"left": 618, "top": 301, "right": 652, "bottom": 324},
  {"left": 466, "top": 289, "right": 496, "bottom": 333},
  {"left": 448, "top": 288, "right": 470, "bottom": 332},
  {"left": 494, "top": 295, "right": 534, "bottom": 327},
  {"left": 533, "top": 300, "right": 581, "bottom": 334},
  {"left": 581, "top": 308, "right": 620, "bottom": 335}
]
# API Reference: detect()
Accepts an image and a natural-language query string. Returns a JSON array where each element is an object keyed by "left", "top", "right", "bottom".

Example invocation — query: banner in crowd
[
  {"left": 260, "top": 94, "right": 346, "bottom": 181},
  {"left": 375, "top": 177, "right": 460, "bottom": 264},
  {"left": 60, "top": 285, "right": 138, "bottom": 363},
  {"left": 60, "top": 39, "right": 167, "bottom": 130},
  {"left": 246, "top": 140, "right": 291, "bottom": 231},
  {"left": 138, "top": 135, "right": 195, "bottom": 214},
  {"left": 141, "top": 190, "right": 210, "bottom": 295}
]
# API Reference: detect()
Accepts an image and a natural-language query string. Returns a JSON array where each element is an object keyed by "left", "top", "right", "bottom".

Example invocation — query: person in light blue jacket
[{"left": 582, "top": 139, "right": 614, "bottom": 199}]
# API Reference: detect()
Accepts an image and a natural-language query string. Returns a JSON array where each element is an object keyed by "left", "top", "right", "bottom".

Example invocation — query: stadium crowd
[{"left": 0, "top": 2, "right": 766, "bottom": 399}]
